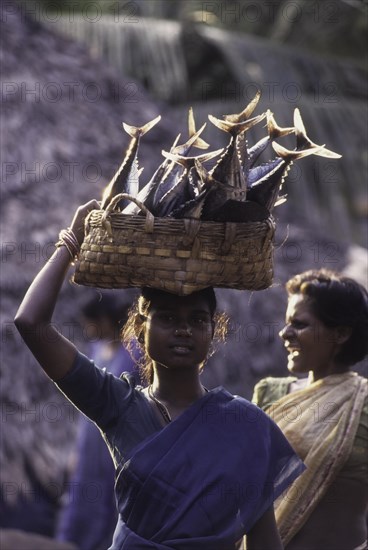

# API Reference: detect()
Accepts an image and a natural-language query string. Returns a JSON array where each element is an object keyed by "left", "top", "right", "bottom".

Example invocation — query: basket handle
[{"left": 102, "top": 193, "right": 155, "bottom": 233}]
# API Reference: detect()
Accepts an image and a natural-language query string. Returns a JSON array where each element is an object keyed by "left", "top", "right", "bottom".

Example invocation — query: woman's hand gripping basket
[{"left": 74, "top": 194, "right": 276, "bottom": 295}]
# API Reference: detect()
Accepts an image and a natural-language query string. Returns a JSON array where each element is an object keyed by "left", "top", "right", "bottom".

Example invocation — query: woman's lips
[
  {"left": 284, "top": 342, "right": 301, "bottom": 358},
  {"left": 171, "top": 346, "right": 192, "bottom": 354},
  {"left": 284, "top": 340, "right": 300, "bottom": 351},
  {"left": 169, "top": 342, "right": 193, "bottom": 354}
]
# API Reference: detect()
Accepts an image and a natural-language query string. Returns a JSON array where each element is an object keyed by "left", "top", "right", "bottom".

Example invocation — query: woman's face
[
  {"left": 142, "top": 293, "right": 214, "bottom": 372},
  {"left": 279, "top": 293, "right": 342, "bottom": 379}
]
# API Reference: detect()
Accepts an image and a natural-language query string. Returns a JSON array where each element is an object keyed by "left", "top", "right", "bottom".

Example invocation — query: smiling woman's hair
[
  {"left": 286, "top": 269, "right": 368, "bottom": 366},
  {"left": 121, "top": 287, "right": 228, "bottom": 384}
]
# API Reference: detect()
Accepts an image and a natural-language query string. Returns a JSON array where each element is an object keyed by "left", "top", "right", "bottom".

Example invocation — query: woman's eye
[
  {"left": 292, "top": 321, "right": 307, "bottom": 329},
  {"left": 191, "top": 316, "right": 210, "bottom": 326},
  {"left": 157, "top": 313, "right": 175, "bottom": 324}
]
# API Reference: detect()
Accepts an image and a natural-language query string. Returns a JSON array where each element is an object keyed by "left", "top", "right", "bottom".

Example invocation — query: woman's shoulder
[
  {"left": 254, "top": 375, "right": 297, "bottom": 389},
  {"left": 55, "top": 351, "right": 145, "bottom": 424},
  {"left": 251, "top": 376, "right": 297, "bottom": 410}
]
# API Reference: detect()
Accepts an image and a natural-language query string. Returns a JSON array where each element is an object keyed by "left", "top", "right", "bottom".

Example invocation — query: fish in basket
[{"left": 74, "top": 91, "right": 341, "bottom": 295}]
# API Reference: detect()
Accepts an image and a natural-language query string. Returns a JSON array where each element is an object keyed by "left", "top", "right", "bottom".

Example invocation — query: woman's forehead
[
  {"left": 286, "top": 294, "right": 314, "bottom": 317},
  {"left": 148, "top": 293, "right": 211, "bottom": 312}
]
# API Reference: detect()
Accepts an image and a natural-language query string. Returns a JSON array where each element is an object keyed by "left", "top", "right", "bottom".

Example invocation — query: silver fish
[
  {"left": 223, "top": 90, "right": 263, "bottom": 175},
  {"left": 193, "top": 160, "right": 243, "bottom": 221},
  {"left": 154, "top": 107, "right": 210, "bottom": 203},
  {"left": 195, "top": 162, "right": 270, "bottom": 222},
  {"left": 247, "top": 145, "right": 326, "bottom": 211},
  {"left": 173, "top": 161, "right": 235, "bottom": 220},
  {"left": 292, "top": 108, "right": 342, "bottom": 158},
  {"left": 121, "top": 133, "right": 182, "bottom": 215},
  {"left": 247, "top": 107, "right": 341, "bottom": 208},
  {"left": 208, "top": 112, "right": 267, "bottom": 197},
  {"left": 122, "top": 118, "right": 209, "bottom": 215},
  {"left": 151, "top": 123, "right": 208, "bottom": 208},
  {"left": 101, "top": 115, "right": 161, "bottom": 210},
  {"left": 188, "top": 106, "right": 209, "bottom": 149},
  {"left": 156, "top": 149, "right": 222, "bottom": 217},
  {"left": 247, "top": 109, "right": 294, "bottom": 169}
]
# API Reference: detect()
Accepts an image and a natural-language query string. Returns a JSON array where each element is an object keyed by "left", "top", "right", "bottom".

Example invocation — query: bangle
[{"left": 55, "top": 227, "right": 81, "bottom": 262}]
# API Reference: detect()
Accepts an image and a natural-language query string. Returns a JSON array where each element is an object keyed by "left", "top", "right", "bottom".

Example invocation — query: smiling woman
[
  {"left": 14, "top": 200, "right": 306, "bottom": 549},
  {"left": 279, "top": 292, "right": 352, "bottom": 381},
  {"left": 252, "top": 269, "right": 368, "bottom": 550}
]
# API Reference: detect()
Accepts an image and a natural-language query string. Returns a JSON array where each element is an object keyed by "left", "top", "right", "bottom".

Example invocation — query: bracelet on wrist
[{"left": 55, "top": 227, "right": 81, "bottom": 263}]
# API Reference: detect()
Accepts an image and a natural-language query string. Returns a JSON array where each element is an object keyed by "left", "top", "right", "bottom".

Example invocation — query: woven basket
[{"left": 74, "top": 194, "right": 276, "bottom": 295}]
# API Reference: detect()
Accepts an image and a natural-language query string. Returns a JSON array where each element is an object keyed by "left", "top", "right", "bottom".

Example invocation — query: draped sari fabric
[
  {"left": 261, "top": 373, "right": 368, "bottom": 545},
  {"left": 111, "top": 388, "right": 305, "bottom": 549}
]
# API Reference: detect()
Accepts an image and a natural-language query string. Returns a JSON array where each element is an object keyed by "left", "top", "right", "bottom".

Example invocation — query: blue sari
[
  {"left": 57, "top": 353, "right": 304, "bottom": 549},
  {"left": 111, "top": 388, "right": 304, "bottom": 549}
]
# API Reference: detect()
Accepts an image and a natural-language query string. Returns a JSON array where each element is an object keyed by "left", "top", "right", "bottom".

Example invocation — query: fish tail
[
  {"left": 293, "top": 109, "right": 341, "bottom": 158},
  {"left": 208, "top": 112, "right": 266, "bottom": 135},
  {"left": 267, "top": 110, "right": 294, "bottom": 139},
  {"left": 161, "top": 148, "right": 222, "bottom": 168},
  {"left": 122, "top": 114, "right": 161, "bottom": 139},
  {"left": 161, "top": 150, "right": 188, "bottom": 167},
  {"left": 241, "top": 89, "right": 262, "bottom": 120},
  {"left": 192, "top": 148, "right": 223, "bottom": 163},
  {"left": 170, "top": 134, "right": 182, "bottom": 149},
  {"left": 224, "top": 90, "right": 262, "bottom": 122},
  {"left": 272, "top": 141, "right": 328, "bottom": 160},
  {"left": 173, "top": 123, "right": 209, "bottom": 155},
  {"left": 188, "top": 108, "right": 209, "bottom": 149}
]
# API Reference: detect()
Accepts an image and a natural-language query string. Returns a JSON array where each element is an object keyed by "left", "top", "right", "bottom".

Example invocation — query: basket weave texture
[{"left": 74, "top": 198, "right": 275, "bottom": 295}]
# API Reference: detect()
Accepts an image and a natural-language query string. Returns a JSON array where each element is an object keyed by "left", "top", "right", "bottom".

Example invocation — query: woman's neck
[
  {"left": 308, "top": 364, "right": 351, "bottom": 383},
  {"left": 151, "top": 366, "right": 206, "bottom": 407}
]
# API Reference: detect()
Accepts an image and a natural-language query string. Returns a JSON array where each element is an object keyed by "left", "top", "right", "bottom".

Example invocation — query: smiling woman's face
[
  {"left": 142, "top": 293, "right": 214, "bottom": 372},
  {"left": 279, "top": 294, "right": 343, "bottom": 379}
]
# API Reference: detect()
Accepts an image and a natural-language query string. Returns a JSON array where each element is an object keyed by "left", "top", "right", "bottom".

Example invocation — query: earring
[{"left": 138, "top": 333, "right": 144, "bottom": 344}]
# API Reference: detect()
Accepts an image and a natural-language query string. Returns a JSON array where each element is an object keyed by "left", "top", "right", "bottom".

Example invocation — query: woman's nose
[
  {"left": 174, "top": 321, "right": 192, "bottom": 336},
  {"left": 279, "top": 324, "right": 292, "bottom": 340}
]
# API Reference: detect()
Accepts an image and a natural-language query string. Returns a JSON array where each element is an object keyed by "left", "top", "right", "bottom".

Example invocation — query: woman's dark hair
[
  {"left": 286, "top": 269, "right": 368, "bottom": 366},
  {"left": 137, "top": 286, "right": 217, "bottom": 317},
  {"left": 121, "top": 286, "right": 228, "bottom": 384}
]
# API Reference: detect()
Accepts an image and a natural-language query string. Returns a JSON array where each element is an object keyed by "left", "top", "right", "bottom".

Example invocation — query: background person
[
  {"left": 252, "top": 269, "right": 368, "bottom": 550},
  {"left": 56, "top": 291, "right": 140, "bottom": 550}
]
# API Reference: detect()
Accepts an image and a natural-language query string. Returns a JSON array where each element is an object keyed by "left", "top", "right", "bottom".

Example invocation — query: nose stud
[{"left": 174, "top": 326, "right": 192, "bottom": 336}]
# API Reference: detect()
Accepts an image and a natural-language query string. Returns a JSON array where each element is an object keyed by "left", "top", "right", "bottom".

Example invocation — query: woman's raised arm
[{"left": 14, "top": 200, "right": 100, "bottom": 381}]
